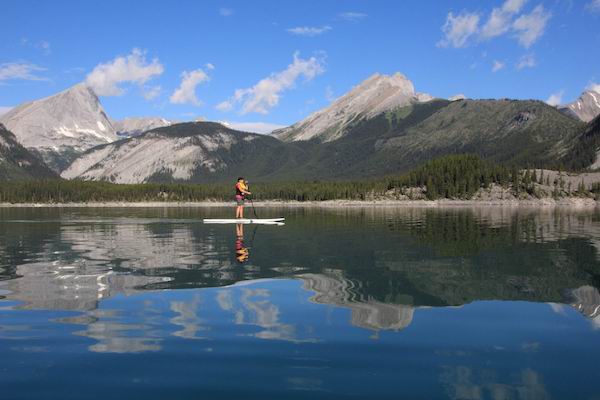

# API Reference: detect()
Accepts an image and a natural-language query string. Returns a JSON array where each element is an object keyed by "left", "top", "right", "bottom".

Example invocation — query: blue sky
[{"left": 1, "top": 0, "right": 600, "bottom": 131}]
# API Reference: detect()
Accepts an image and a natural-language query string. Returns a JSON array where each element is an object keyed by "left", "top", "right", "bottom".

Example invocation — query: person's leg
[
  {"left": 240, "top": 205, "right": 244, "bottom": 219},
  {"left": 236, "top": 205, "right": 241, "bottom": 218}
]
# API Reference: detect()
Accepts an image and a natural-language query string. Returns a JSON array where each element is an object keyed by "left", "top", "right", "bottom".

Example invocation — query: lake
[{"left": 1, "top": 206, "right": 599, "bottom": 399}]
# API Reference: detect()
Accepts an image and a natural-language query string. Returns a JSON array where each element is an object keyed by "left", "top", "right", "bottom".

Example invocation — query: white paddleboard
[{"left": 203, "top": 218, "right": 285, "bottom": 225}]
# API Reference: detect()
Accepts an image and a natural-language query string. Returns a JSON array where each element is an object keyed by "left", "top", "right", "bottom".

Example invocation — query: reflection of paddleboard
[{"left": 203, "top": 218, "right": 285, "bottom": 225}]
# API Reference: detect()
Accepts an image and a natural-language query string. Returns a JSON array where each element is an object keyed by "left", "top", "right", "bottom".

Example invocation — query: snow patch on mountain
[
  {"left": 559, "top": 90, "right": 600, "bottom": 122},
  {"left": 0, "top": 83, "right": 117, "bottom": 170}
]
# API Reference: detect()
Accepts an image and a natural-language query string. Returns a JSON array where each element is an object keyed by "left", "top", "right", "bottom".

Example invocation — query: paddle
[{"left": 246, "top": 181, "right": 259, "bottom": 219}]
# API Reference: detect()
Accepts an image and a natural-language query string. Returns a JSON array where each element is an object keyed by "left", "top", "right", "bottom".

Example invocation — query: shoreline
[{"left": 0, "top": 198, "right": 598, "bottom": 208}]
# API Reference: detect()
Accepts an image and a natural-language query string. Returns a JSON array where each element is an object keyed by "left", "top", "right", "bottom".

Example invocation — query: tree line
[{"left": 0, "top": 154, "right": 597, "bottom": 203}]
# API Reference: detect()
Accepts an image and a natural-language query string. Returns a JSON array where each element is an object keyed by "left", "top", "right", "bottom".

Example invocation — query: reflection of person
[
  {"left": 235, "top": 223, "right": 249, "bottom": 263},
  {"left": 235, "top": 177, "right": 251, "bottom": 219}
]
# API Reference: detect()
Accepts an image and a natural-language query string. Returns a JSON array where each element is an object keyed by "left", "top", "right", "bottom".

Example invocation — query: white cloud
[
  {"left": 481, "top": 0, "right": 527, "bottom": 39},
  {"left": 586, "top": 0, "right": 600, "bottom": 13},
  {"left": 338, "top": 12, "right": 368, "bottom": 22},
  {"left": 287, "top": 26, "right": 332, "bottom": 37},
  {"left": 220, "top": 121, "right": 286, "bottom": 134},
  {"left": 546, "top": 90, "right": 564, "bottom": 106},
  {"left": 85, "top": 48, "right": 164, "bottom": 96},
  {"left": 169, "top": 69, "right": 210, "bottom": 107},
  {"left": 517, "top": 54, "right": 536, "bottom": 69},
  {"left": 439, "top": 1, "right": 551, "bottom": 49},
  {"left": 205, "top": 63, "right": 215, "bottom": 70},
  {"left": 0, "top": 106, "right": 13, "bottom": 117},
  {"left": 219, "top": 8, "right": 233, "bottom": 16},
  {"left": 587, "top": 82, "right": 600, "bottom": 93},
  {"left": 512, "top": 5, "right": 551, "bottom": 48},
  {"left": 142, "top": 85, "right": 161, "bottom": 100},
  {"left": 438, "top": 12, "right": 480, "bottom": 48},
  {"left": 492, "top": 60, "right": 506, "bottom": 72},
  {"left": 218, "top": 52, "right": 325, "bottom": 115},
  {"left": 0, "top": 62, "right": 47, "bottom": 81}
]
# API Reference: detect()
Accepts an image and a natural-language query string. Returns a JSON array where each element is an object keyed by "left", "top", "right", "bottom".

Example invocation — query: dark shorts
[{"left": 235, "top": 195, "right": 244, "bottom": 206}]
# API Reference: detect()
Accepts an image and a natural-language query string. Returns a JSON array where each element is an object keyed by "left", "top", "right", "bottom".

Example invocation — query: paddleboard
[{"left": 203, "top": 218, "right": 285, "bottom": 225}]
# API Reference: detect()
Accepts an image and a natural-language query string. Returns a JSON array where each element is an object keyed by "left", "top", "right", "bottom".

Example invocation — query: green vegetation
[{"left": 4, "top": 154, "right": 595, "bottom": 203}]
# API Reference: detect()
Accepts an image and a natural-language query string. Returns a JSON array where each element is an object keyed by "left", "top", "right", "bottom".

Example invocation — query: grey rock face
[
  {"left": 559, "top": 90, "right": 600, "bottom": 122},
  {"left": 273, "top": 72, "right": 433, "bottom": 143},
  {"left": 0, "top": 83, "right": 117, "bottom": 171},
  {"left": 112, "top": 117, "right": 173, "bottom": 137}
]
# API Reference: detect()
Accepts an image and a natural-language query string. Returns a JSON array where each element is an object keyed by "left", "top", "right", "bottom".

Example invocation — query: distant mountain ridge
[
  {"left": 0, "top": 83, "right": 117, "bottom": 171},
  {"left": 112, "top": 117, "right": 173, "bottom": 137},
  {"left": 61, "top": 122, "right": 307, "bottom": 183}
]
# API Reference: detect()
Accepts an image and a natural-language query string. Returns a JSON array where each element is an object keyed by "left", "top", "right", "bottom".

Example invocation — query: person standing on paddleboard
[{"left": 235, "top": 177, "right": 251, "bottom": 219}]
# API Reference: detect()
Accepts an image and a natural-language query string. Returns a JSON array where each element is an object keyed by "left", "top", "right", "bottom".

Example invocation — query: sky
[{"left": 1, "top": 0, "right": 600, "bottom": 132}]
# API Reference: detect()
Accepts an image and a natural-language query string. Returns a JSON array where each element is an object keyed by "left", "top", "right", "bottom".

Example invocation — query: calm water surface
[{"left": 1, "top": 206, "right": 599, "bottom": 399}]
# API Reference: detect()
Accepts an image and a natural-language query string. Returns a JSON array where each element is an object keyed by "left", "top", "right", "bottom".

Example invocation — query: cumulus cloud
[
  {"left": 438, "top": 12, "right": 480, "bottom": 48},
  {"left": 512, "top": 5, "right": 551, "bottom": 48},
  {"left": 587, "top": 83, "right": 600, "bottom": 93},
  {"left": 439, "top": 1, "right": 551, "bottom": 48},
  {"left": 481, "top": 0, "right": 527, "bottom": 39},
  {"left": 517, "top": 54, "right": 536, "bottom": 69},
  {"left": 0, "top": 62, "right": 47, "bottom": 81},
  {"left": 218, "top": 52, "right": 325, "bottom": 115},
  {"left": 338, "top": 12, "right": 368, "bottom": 22},
  {"left": 169, "top": 69, "right": 210, "bottom": 106},
  {"left": 220, "top": 121, "right": 286, "bottom": 134},
  {"left": 586, "top": 0, "right": 600, "bottom": 13},
  {"left": 0, "top": 106, "right": 13, "bottom": 116},
  {"left": 546, "top": 90, "right": 564, "bottom": 106},
  {"left": 287, "top": 26, "right": 332, "bottom": 37},
  {"left": 492, "top": 60, "right": 506, "bottom": 72},
  {"left": 85, "top": 49, "right": 164, "bottom": 96}
]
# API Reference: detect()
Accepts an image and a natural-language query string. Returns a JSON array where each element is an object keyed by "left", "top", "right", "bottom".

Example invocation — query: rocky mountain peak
[
  {"left": 0, "top": 82, "right": 117, "bottom": 171},
  {"left": 559, "top": 90, "right": 600, "bottom": 122},
  {"left": 274, "top": 72, "right": 432, "bottom": 143}
]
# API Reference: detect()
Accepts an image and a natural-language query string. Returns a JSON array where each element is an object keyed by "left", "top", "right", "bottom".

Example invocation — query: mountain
[
  {"left": 61, "top": 122, "right": 307, "bottom": 183},
  {"left": 559, "top": 90, "right": 600, "bottom": 122},
  {"left": 112, "top": 117, "right": 173, "bottom": 137},
  {"left": 562, "top": 114, "right": 600, "bottom": 170},
  {"left": 0, "top": 83, "right": 117, "bottom": 171},
  {"left": 274, "top": 73, "right": 433, "bottom": 143},
  {"left": 0, "top": 124, "right": 58, "bottom": 181},
  {"left": 273, "top": 98, "right": 585, "bottom": 179}
]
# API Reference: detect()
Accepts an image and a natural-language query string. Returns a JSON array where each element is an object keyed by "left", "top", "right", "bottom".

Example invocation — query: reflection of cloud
[
  {"left": 239, "top": 288, "right": 301, "bottom": 341},
  {"left": 170, "top": 294, "right": 206, "bottom": 339},
  {"left": 216, "top": 290, "right": 233, "bottom": 311},
  {"left": 441, "top": 366, "right": 549, "bottom": 400},
  {"left": 300, "top": 272, "right": 414, "bottom": 331},
  {"left": 74, "top": 309, "right": 162, "bottom": 353},
  {"left": 547, "top": 303, "right": 568, "bottom": 315}
]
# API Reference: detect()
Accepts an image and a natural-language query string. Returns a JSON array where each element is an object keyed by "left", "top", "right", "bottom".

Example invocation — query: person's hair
[{"left": 237, "top": 177, "right": 244, "bottom": 181}]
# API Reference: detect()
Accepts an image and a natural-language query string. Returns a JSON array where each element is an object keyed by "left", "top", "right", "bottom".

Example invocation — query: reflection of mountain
[
  {"left": 300, "top": 272, "right": 414, "bottom": 331},
  {"left": 568, "top": 286, "right": 600, "bottom": 328},
  {"left": 1, "top": 207, "right": 600, "bottom": 331}
]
